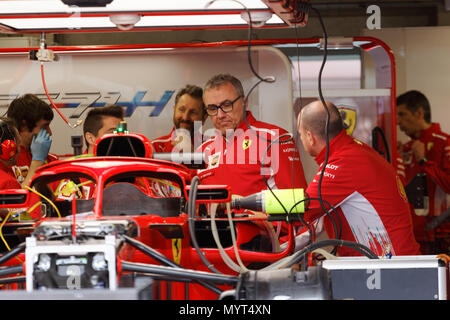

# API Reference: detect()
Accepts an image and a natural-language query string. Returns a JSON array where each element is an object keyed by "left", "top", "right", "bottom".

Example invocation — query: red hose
[{"left": 40, "top": 62, "right": 82, "bottom": 128}]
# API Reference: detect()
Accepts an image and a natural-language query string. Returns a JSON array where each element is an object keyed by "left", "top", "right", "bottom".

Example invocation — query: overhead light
[
  {"left": 0, "top": 0, "right": 269, "bottom": 14},
  {"left": 109, "top": 14, "right": 141, "bottom": 30},
  {"left": 0, "top": 14, "right": 285, "bottom": 31},
  {"left": 61, "top": 0, "right": 114, "bottom": 7},
  {"left": 240, "top": 11, "right": 273, "bottom": 28}
]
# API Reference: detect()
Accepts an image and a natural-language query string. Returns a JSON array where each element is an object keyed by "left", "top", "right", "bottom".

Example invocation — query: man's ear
[
  {"left": 19, "top": 120, "right": 29, "bottom": 134},
  {"left": 414, "top": 107, "right": 425, "bottom": 120},
  {"left": 306, "top": 130, "right": 316, "bottom": 146},
  {"left": 85, "top": 132, "right": 96, "bottom": 147}
]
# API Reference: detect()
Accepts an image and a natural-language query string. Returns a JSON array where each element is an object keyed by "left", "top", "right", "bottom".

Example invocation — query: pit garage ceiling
[
  {"left": 0, "top": 1, "right": 447, "bottom": 34},
  {"left": 0, "top": 1, "right": 449, "bottom": 46}
]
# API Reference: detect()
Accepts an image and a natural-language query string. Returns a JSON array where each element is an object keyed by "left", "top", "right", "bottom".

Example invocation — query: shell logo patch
[
  {"left": 338, "top": 106, "right": 357, "bottom": 136},
  {"left": 396, "top": 176, "right": 408, "bottom": 203}
]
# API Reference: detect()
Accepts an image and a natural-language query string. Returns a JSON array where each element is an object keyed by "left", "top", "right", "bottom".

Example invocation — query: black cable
[
  {"left": 260, "top": 132, "right": 296, "bottom": 215},
  {"left": 205, "top": 1, "right": 275, "bottom": 84},
  {"left": 302, "top": 6, "right": 345, "bottom": 256},
  {"left": 309, "top": 6, "right": 332, "bottom": 228},
  {"left": 241, "top": 81, "right": 300, "bottom": 220},
  {"left": 288, "top": 197, "right": 342, "bottom": 241},
  {"left": 284, "top": 239, "right": 379, "bottom": 268},
  {"left": 121, "top": 261, "right": 239, "bottom": 285},
  {"left": 236, "top": 0, "right": 299, "bottom": 221},
  {"left": 0, "top": 275, "right": 25, "bottom": 285},
  {"left": 121, "top": 234, "right": 223, "bottom": 295},
  {"left": 188, "top": 176, "right": 221, "bottom": 274},
  {"left": 122, "top": 234, "right": 179, "bottom": 268},
  {"left": 0, "top": 264, "right": 23, "bottom": 277},
  {"left": 0, "top": 242, "right": 25, "bottom": 265},
  {"left": 288, "top": 196, "right": 342, "bottom": 260}
]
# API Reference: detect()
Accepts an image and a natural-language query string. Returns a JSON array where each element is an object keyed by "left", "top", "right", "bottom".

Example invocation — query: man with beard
[{"left": 152, "top": 85, "right": 207, "bottom": 153}]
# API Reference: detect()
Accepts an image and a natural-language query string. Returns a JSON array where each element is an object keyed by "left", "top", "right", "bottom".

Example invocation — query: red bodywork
[{"left": 0, "top": 136, "right": 294, "bottom": 299}]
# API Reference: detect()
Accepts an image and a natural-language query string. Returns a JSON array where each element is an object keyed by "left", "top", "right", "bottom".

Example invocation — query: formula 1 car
[
  {"left": 0, "top": 128, "right": 447, "bottom": 301},
  {"left": 0, "top": 127, "right": 298, "bottom": 299}
]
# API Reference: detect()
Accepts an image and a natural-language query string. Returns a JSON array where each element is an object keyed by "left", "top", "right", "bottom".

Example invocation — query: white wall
[
  {"left": 364, "top": 26, "right": 450, "bottom": 141},
  {"left": 0, "top": 46, "right": 292, "bottom": 156}
]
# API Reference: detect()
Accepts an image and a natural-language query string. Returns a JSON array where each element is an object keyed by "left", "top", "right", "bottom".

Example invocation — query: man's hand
[
  {"left": 172, "top": 129, "right": 192, "bottom": 152},
  {"left": 31, "top": 129, "right": 52, "bottom": 162},
  {"left": 411, "top": 140, "right": 426, "bottom": 162}
]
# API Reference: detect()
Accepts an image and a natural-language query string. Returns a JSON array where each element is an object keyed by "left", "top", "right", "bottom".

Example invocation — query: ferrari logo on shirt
[
  {"left": 427, "top": 142, "right": 433, "bottom": 151},
  {"left": 242, "top": 139, "right": 252, "bottom": 150}
]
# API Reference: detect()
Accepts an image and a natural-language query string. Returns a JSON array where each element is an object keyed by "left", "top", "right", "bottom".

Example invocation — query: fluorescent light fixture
[
  {"left": 0, "top": 14, "right": 285, "bottom": 31},
  {"left": 0, "top": 0, "right": 269, "bottom": 14},
  {"left": 0, "top": 0, "right": 285, "bottom": 32}
]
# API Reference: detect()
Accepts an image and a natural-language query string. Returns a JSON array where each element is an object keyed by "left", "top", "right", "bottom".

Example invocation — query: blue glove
[{"left": 31, "top": 129, "right": 52, "bottom": 162}]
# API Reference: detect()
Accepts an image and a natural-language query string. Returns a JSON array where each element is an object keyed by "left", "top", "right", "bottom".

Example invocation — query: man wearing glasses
[{"left": 197, "top": 73, "right": 307, "bottom": 198}]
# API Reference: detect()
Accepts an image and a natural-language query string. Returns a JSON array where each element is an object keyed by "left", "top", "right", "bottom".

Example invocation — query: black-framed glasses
[{"left": 205, "top": 96, "right": 242, "bottom": 116}]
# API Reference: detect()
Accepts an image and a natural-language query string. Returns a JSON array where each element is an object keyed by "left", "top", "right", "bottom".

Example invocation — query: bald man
[{"left": 297, "top": 100, "right": 420, "bottom": 257}]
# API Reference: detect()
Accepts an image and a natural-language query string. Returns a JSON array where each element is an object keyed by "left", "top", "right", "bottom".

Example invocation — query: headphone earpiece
[
  {"left": 0, "top": 119, "right": 18, "bottom": 161},
  {"left": 0, "top": 139, "right": 17, "bottom": 161}
]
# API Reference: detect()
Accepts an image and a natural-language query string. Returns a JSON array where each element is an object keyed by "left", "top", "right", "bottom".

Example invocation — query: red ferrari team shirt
[
  {"left": 152, "top": 128, "right": 176, "bottom": 153},
  {"left": 152, "top": 127, "right": 204, "bottom": 153},
  {"left": 398, "top": 123, "right": 450, "bottom": 241},
  {"left": 0, "top": 162, "right": 21, "bottom": 190},
  {"left": 196, "top": 111, "right": 307, "bottom": 197},
  {"left": 305, "top": 130, "right": 420, "bottom": 257},
  {"left": 10, "top": 145, "right": 58, "bottom": 185}
]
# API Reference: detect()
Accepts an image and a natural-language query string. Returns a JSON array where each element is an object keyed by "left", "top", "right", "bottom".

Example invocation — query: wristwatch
[{"left": 419, "top": 157, "right": 428, "bottom": 166}]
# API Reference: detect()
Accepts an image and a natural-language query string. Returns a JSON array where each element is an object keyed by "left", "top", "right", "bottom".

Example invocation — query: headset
[{"left": 0, "top": 119, "right": 18, "bottom": 161}]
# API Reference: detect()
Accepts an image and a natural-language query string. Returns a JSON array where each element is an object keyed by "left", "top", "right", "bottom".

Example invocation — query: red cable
[{"left": 40, "top": 63, "right": 82, "bottom": 128}]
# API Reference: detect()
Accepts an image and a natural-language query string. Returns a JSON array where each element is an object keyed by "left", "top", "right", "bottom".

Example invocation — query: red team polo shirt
[
  {"left": 152, "top": 127, "right": 204, "bottom": 154},
  {"left": 196, "top": 111, "right": 307, "bottom": 197},
  {"left": 0, "top": 161, "right": 21, "bottom": 190},
  {"left": 305, "top": 130, "right": 420, "bottom": 257},
  {"left": 10, "top": 145, "right": 58, "bottom": 185},
  {"left": 152, "top": 128, "right": 176, "bottom": 153},
  {"left": 398, "top": 123, "right": 450, "bottom": 243}
]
